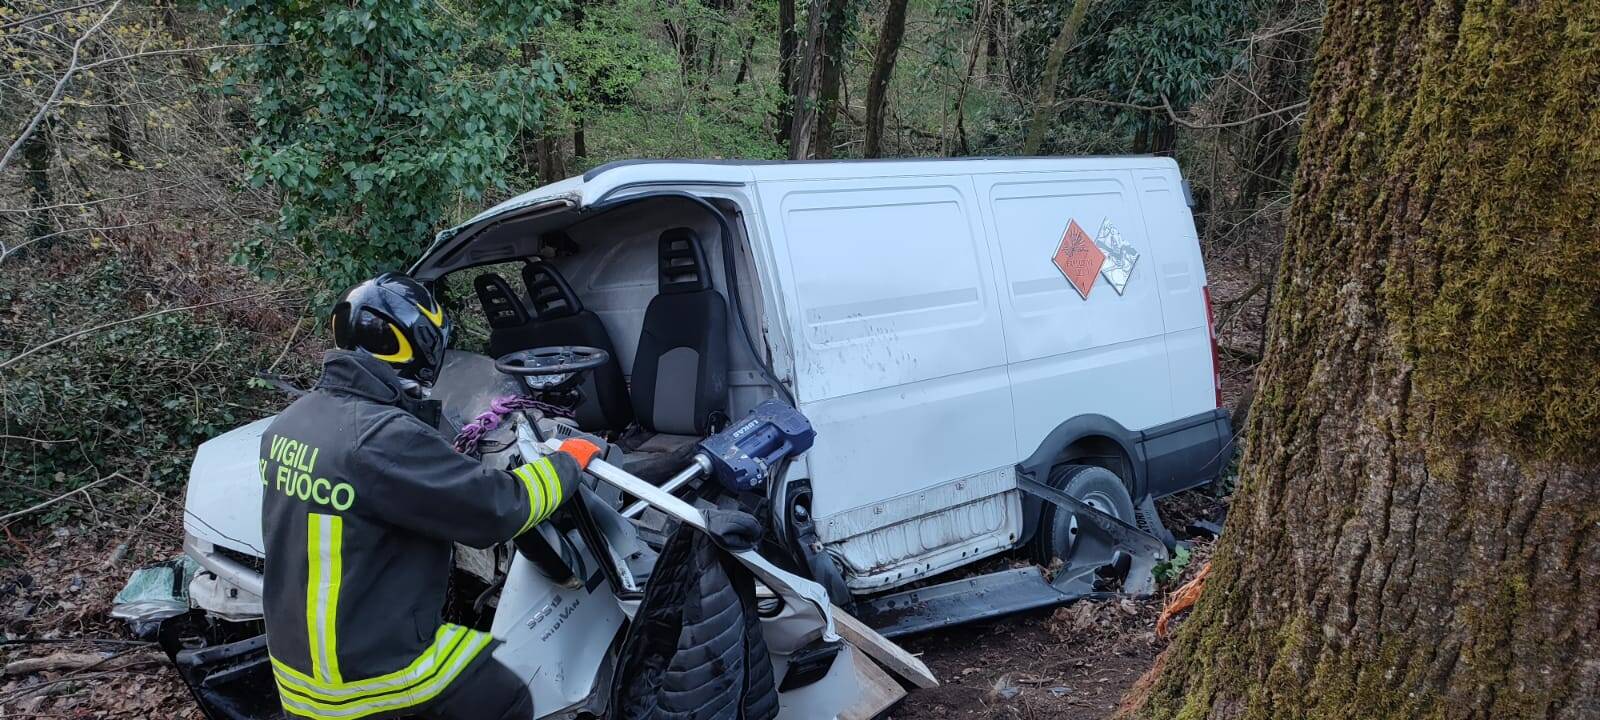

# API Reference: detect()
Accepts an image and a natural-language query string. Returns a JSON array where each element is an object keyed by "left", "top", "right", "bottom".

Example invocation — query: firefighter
[{"left": 258, "top": 272, "right": 600, "bottom": 720}]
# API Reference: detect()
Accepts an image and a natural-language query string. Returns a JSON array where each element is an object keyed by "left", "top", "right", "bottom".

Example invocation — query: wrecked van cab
[{"left": 175, "top": 157, "right": 1230, "bottom": 717}]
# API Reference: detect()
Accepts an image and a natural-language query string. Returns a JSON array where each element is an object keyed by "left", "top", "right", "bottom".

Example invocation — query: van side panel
[
  {"left": 758, "top": 179, "right": 1017, "bottom": 523},
  {"left": 1134, "top": 170, "right": 1217, "bottom": 419},
  {"left": 974, "top": 171, "right": 1175, "bottom": 459}
]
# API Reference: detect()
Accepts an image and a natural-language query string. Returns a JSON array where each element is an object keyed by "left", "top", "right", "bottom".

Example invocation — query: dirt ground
[
  {"left": 891, "top": 597, "right": 1167, "bottom": 719},
  {"left": 1, "top": 506, "right": 205, "bottom": 719}
]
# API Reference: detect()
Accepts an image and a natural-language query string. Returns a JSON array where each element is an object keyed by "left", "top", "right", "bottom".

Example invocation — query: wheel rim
[{"left": 1061, "top": 489, "right": 1128, "bottom": 559}]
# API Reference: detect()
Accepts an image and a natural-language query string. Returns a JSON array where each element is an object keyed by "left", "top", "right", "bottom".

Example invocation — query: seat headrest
[
  {"left": 521, "top": 260, "right": 583, "bottom": 319},
  {"left": 657, "top": 228, "right": 713, "bottom": 294},
  {"left": 474, "top": 273, "right": 530, "bottom": 329}
]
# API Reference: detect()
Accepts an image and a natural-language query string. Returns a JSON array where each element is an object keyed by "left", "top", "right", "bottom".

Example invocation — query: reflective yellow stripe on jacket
[
  {"left": 511, "top": 457, "right": 563, "bottom": 535},
  {"left": 306, "top": 513, "right": 343, "bottom": 684},
  {"left": 276, "top": 513, "right": 492, "bottom": 719},
  {"left": 273, "top": 625, "right": 491, "bottom": 719}
]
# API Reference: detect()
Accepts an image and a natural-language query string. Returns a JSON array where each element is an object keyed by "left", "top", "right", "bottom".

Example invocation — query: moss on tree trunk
[{"left": 1127, "top": 1, "right": 1600, "bottom": 718}]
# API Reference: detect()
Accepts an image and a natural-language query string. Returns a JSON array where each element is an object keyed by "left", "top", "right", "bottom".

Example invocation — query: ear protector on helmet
[{"left": 331, "top": 273, "right": 450, "bottom": 384}]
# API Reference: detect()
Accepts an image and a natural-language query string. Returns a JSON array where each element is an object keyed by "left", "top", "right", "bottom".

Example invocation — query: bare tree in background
[
  {"left": 862, "top": 0, "right": 909, "bottom": 158},
  {"left": 775, "top": 0, "right": 799, "bottom": 147},
  {"left": 785, "top": 0, "right": 827, "bottom": 159},
  {"left": 1021, "top": 0, "right": 1090, "bottom": 155},
  {"left": 811, "top": 0, "right": 850, "bottom": 159}
]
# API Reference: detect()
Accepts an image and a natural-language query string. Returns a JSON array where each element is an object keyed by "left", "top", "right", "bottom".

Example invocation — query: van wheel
[{"left": 1031, "top": 464, "right": 1137, "bottom": 566}]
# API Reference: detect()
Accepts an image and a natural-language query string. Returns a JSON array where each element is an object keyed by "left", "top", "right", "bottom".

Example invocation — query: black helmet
[{"left": 331, "top": 273, "right": 450, "bottom": 384}]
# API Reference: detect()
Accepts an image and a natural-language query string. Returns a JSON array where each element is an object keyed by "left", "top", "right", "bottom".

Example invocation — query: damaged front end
[{"left": 159, "top": 612, "right": 278, "bottom": 720}]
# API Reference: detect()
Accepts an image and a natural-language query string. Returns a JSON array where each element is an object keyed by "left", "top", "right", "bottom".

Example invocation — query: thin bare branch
[
  {"left": 0, "top": 0, "right": 112, "bottom": 31},
  {"left": 78, "top": 43, "right": 268, "bottom": 72},
  {"left": 1053, "top": 95, "right": 1309, "bottom": 130},
  {"left": 0, "top": 473, "right": 123, "bottom": 524},
  {"left": 0, "top": 0, "right": 123, "bottom": 176},
  {"left": 0, "top": 434, "right": 80, "bottom": 445},
  {"left": 0, "top": 221, "right": 153, "bottom": 265}
]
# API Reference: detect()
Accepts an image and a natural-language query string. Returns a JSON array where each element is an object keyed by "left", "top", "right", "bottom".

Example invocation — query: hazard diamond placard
[{"left": 1053, "top": 219, "right": 1105, "bottom": 299}]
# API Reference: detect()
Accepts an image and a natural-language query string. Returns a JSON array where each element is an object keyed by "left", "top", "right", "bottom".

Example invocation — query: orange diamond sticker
[{"left": 1053, "top": 219, "right": 1105, "bottom": 299}]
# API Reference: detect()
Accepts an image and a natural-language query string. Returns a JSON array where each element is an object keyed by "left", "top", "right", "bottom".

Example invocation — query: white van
[{"left": 184, "top": 157, "right": 1230, "bottom": 640}]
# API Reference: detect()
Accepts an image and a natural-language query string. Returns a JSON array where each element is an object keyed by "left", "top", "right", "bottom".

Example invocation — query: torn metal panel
[{"left": 855, "top": 567, "right": 1100, "bottom": 639}]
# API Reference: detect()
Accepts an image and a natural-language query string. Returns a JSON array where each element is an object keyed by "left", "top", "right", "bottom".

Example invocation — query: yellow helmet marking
[
  {"left": 416, "top": 302, "right": 444, "bottom": 328},
  {"left": 371, "top": 325, "right": 414, "bottom": 364}
]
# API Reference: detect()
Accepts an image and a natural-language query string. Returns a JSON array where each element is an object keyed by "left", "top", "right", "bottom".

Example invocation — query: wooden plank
[
  {"left": 831, "top": 606, "right": 939, "bottom": 689},
  {"left": 840, "top": 643, "right": 907, "bottom": 720}
]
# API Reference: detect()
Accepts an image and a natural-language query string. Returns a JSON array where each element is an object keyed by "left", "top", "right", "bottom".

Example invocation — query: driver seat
[{"left": 485, "top": 261, "right": 633, "bottom": 432}]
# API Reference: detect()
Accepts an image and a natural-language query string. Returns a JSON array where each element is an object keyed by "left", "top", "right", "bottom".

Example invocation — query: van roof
[
  {"left": 452, "top": 156, "right": 1176, "bottom": 229},
  {"left": 578, "top": 155, "right": 1172, "bottom": 182},
  {"left": 424, "top": 155, "right": 1183, "bottom": 271}
]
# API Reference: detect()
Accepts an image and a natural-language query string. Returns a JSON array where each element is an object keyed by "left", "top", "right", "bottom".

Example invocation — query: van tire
[{"left": 1031, "top": 464, "right": 1138, "bottom": 565}]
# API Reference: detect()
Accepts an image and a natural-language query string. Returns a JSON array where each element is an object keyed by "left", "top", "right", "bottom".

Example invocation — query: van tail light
[{"left": 1202, "top": 286, "right": 1223, "bottom": 408}]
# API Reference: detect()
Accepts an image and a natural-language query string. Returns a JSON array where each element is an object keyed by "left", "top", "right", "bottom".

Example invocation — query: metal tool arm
[{"left": 533, "top": 436, "right": 712, "bottom": 531}]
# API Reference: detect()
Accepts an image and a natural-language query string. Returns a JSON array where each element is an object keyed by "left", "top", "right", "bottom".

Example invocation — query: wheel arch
[{"left": 1014, "top": 414, "right": 1147, "bottom": 548}]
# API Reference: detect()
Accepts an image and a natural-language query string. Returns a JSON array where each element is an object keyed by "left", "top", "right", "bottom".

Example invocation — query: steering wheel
[{"left": 495, "top": 346, "right": 610, "bottom": 393}]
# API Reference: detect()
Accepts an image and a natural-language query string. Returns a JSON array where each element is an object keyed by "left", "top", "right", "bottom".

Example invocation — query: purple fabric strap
[{"left": 453, "top": 395, "right": 572, "bottom": 454}]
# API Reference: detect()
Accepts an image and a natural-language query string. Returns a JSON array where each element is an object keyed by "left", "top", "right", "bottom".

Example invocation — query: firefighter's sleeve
[{"left": 348, "top": 411, "right": 582, "bottom": 548}]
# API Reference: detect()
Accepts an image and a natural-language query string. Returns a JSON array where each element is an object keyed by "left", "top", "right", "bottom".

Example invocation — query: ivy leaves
[{"left": 208, "top": 0, "right": 562, "bottom": 291}]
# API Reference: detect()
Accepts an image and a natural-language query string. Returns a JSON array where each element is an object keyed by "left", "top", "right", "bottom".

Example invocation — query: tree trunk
[
  {"left": 984, "top": 0, "right": 1002, "bottom": 79},
  {"left": 862, "top": 0, "right": 909, "bottom": 158},
  {"left": 1021, "top": 0, "right": 1090, "bottom": 156},
  {"left": 22, "top": 123, "right": 55, "bottom": 242},
  {"left": 951, "top": 0, "right": 993, "bottom": 156},
  {"left": 734, "top": 33, "right": 756, "bottom": 87},
  {"left": 786, "top": 0, "right": 828, "bottom": 160},
  {"left": 160, "top": 2, "right": 212, "bottom": 121},
  {"left": 811, "top": 0, "right": 850, "bottom": 159},
  {"left": 102, "top": 79, "right": 136, "bottom": 165},
  {"left": 573, "top": 121, "right": 586, "bottom": 164},
  {"left": 1127, "top": 2, "right": 1600, "bottom": 719},
  {"left": 776, "top": 0, "right": 798, "bottom": 147}
]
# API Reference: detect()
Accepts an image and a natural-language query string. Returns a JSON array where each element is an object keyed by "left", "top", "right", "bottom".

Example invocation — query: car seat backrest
[
  {"left": 474, "top": 273, "right": 531, "bottom": 332},
  {"left": 522, "top": 261, "right": 582, "bottom": 319},
  {"left": 631, "top": 228, "right": 729, "bottom": 436}
]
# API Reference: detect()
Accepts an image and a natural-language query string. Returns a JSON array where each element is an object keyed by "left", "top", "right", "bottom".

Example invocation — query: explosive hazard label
[{"left": 1053, "top": 219, "right": 1105, "bottom": 299}]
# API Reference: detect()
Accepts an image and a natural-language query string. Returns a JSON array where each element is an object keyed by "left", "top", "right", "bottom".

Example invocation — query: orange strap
[{"left": 1156, "top": 561, "right": 1211, "bottom": 638}]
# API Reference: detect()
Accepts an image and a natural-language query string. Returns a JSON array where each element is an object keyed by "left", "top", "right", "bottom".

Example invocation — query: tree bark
[
  {"left": 786, "top": 0, "right": 828, "bottom": 159},
  {"left": 22, "top": 123, "right": 55, "bottom": 242},
  {"left": 1021, "top": 0, "right": 1090, "bottom": 156},
  {"left": 101, "top": 78, "right": 136, "bottom": 164},
  {"left": 811, "top": 0, "right": 850, "bottom": 159},
  {"left": 862, "top": 0, "right": 909, "bottom": 158},
  {"left": 160, "top": 1, "right": 211, "bottom": 120},
  {"left": 951, "top": 0, "right": 993, "bottom": 156},
  {"left": 1126, "top": 1, "right": 1600, "bottom": 719},
  {"left": 775, "top": 0, "right": 799, "bottom": 147},
  {"left": 733, "top": 33, "right": 756, "bottom": 87}
]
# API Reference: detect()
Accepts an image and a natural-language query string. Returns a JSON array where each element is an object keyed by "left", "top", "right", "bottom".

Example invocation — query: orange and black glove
[{"left": 556, "top": 438, "right": 602, "bottom": 471}]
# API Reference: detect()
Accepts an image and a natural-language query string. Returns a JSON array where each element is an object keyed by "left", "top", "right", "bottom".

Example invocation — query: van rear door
[{"left": 973, "top": 167, "right": 1175, "bottom": 480}]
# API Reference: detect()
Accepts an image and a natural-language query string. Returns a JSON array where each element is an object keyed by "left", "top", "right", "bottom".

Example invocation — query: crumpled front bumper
[{"left": 158, "top": 612, "right": 281, "bottom": 720}]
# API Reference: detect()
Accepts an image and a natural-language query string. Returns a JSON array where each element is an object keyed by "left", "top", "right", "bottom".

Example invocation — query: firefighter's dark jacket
[{"left": 259, "top": 350, "right": 579, "bottom": 720}]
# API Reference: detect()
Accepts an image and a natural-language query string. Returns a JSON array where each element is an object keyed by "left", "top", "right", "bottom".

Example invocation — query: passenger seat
[{"left": 629, "top": 228, "right": 729, "bottom": 436}]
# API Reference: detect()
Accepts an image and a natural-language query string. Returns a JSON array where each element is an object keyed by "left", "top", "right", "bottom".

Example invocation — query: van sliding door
[{"left": 757, "top": 177, "right": 1018, "bottom": 581}]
